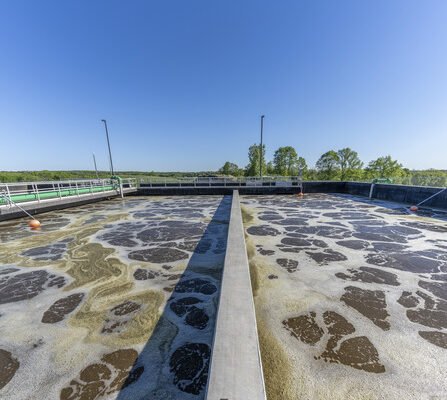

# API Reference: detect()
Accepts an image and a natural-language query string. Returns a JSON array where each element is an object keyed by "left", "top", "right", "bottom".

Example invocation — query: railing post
[
  {"left": 57, "top": 183, "right": 62, "bottom": 199},
  {"left": 369, "top": 183, "right": 375, "bottom": 199},
  {"left": 33, "top": 184, "right": 40, "bottom": 203},
  {"left": 75, "top": 182, "right": 80, "bottom": 197},
  {"left": 2, "top": 184, "right": 12, "bottom": 207},
  {"left": 6, "top": 184, "right": 11, "bottom": 205}
]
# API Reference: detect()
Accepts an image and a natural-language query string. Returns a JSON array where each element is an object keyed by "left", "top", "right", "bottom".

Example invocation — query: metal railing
[
  {"left": 0, "top": 178, "right": 137, "bottom": 206},
  {"left": 138, "top": 176, "right": 302, "bottom": 188}
]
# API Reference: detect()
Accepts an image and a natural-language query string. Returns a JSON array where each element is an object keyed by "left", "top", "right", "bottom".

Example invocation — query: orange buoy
[
  {"left": 28, "top": 219, "right": 41, "bottom": 229},
  {"left": 410, "top": 205, "right": 418, "bottom": 212},
  {"left": 297, "top": 192, "right": 304, "bottom": 197}
]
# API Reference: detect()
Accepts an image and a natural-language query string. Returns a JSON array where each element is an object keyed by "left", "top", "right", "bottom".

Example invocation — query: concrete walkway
[{"left": 206, "top": 190, "right": 266, "bottom": 400}]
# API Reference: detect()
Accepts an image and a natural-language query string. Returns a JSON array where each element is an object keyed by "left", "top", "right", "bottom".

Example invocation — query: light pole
[
  {"left": 101, "top": 119, "right": 114, "bottom": 176},
  {"left": 260, "top": 115, "right": 265, "bottom": 177},
  {"left": 92, "top": 153, "right": 99, "bottom": 180}
]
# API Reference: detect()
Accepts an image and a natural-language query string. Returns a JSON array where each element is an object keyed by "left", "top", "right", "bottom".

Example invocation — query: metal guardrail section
[
  {"left": 138, "top": 176, "right": 302, "bottom": 188},
  {"left": 0, "top": 178, "right": 137, "bottom": 207}
]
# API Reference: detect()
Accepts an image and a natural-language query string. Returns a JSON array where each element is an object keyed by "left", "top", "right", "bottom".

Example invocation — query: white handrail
[{"left": 0, "top": 177, "right": 138, "bottom": 207}]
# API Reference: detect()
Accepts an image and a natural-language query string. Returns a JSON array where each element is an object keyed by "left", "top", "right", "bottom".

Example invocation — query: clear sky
[{"left": 1, "top": 0, "right": 446, "bottom": 171}]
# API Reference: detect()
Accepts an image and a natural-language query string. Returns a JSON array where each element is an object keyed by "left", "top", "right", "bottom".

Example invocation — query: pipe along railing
[{"left": 0, "top": 178, "right": 137, "bottom": 206}]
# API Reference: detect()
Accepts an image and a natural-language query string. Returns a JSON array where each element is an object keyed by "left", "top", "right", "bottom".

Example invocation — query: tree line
[
  {"left": 0, "top": 146, "right": 445, "bottom": 187},
  {"left": 218, "top": 145, "right": 447, "bottom": 186},
  {"left": 0, "top": 170, "right": 218, "bottom": 183}
]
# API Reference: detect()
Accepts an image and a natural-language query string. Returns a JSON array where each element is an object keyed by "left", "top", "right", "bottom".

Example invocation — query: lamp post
[
  {"left": 101, "top": 119, "right": 114, "bottom": 176},
  {"left": 92, "top": 153, "right": 99, "bottom": 180},
  {"left": 260, "top": 115, "right": 265, "bottom": 177}
]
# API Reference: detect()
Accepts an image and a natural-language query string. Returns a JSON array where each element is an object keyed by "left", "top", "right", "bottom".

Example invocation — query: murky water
[
  {"left": 242, "top": 194, "right": 447, "bottom": 400},
  {"left": 0, "top": 196, "right": 231, "bottom": 399}
]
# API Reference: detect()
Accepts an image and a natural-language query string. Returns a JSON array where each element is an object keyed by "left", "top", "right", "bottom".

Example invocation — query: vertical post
[
  {"left": 93, "top": 153, "right": 100, "bottom": 180},
  {"left": 259, "top": 115, "right": 264, "bottom": 177},
  {"left": 369, "top": 183, "right": 375, "bottom": 199},
  {"left": 101, "top": 119, "right": 115, "bottom": 176},
  {"left": 5, "top": 184, "right": 11, "bottom": 206},
  {"left": 34, "top": 184, "right": 40, "bottom": 203}
]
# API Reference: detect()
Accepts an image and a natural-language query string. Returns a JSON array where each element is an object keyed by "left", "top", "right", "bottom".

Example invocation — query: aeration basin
[
  {"left": 241, "top": 193, "right": 447, "bottom": 400},
  {"left": 0, "top": 196, "right": 231, "bottom": 399},
  {"left": 0, "top": 192, "right": 446, "bottom": 400}
]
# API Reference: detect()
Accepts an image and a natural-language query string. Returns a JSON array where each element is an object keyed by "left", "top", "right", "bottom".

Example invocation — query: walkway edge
[{"left": 206, "top": 190, "right": 266, "bottom": 400}]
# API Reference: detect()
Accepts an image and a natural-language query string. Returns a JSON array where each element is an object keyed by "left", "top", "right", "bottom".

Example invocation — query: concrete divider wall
[{"left": 206, "top": 190, "right": 266, "bottom": 400}]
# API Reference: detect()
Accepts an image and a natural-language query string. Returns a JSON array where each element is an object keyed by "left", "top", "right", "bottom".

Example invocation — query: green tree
[
  {"left": 304, "top": 168, "right": 318, "bottom": 180},
  {"left": 245, "top": 144, "right": 266, "bottom": 176},
  {"left": 366, "top": 156, "right": 404, "bottom": 179},
  {"left": 315, "top": 150, "right": 340, "bottom": 180},
  {"left": 219, "top": 161, "right": 242, "bottom": 176},
  {"left": 266, "top": 161, "right": 275, "bottom": 175},
  {"left": 296, "top": 157, "right": 308, "bottom": 176},
  {"left": 337, "top": 148, "right": 363, "bottom": 180},
  {"left": 273, "top": 146, "right": 299, "bottom": 176}
]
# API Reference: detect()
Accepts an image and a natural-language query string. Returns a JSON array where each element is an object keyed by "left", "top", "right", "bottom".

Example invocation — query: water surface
[
  {"left": 242, "top": 194, "right": 447, "bottom": 400},
  {"left": 0, "top": 195, "right": 231, "bottom": 400}
]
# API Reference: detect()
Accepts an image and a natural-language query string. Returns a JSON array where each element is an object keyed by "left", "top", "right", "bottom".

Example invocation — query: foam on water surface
[
  {"left": 0, "top": 196, "right": 231, "bottom": 399},
  {"left": 242, "top": 193, "right": 447, "bottom": 400}
]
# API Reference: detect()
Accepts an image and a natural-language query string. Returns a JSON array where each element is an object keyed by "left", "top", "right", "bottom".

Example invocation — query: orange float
[
  {"left": 28, "top": 219, "right": 41, "bottom": 229},
  {"left": 409, "top": 205, "right": 418, "bottom": 212}
]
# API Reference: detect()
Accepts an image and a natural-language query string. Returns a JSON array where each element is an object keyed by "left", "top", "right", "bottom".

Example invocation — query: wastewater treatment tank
[{"left": 0, "top": 195, "right": 231, "bottom": 399}]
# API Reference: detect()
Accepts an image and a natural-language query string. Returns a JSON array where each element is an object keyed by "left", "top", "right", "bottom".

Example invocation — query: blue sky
[{"left": 1, "top": 0, "right": 446, "bottom": 171}]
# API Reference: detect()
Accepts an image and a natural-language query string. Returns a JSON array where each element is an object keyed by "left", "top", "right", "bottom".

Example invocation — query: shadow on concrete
[{"left": 116, "top": 195, "right": 232, "bottom": 400}]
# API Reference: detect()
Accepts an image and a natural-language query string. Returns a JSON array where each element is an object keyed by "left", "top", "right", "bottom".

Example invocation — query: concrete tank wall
[
  {"left": 302, "top": 181, "right": 346, "bottom": 193},
  {"left": 344, "top": 182, "right": 371, "bottom": 197},
  {"left": 372, "top": 184, "right": 446, "bottom": 209},
  {"left": 138, "top": 182, "right": 446, "bottom": 209}
]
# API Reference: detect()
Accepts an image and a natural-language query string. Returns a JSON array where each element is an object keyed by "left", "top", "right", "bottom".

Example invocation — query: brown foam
[
  {"left": 341, "top": 286, "right": 390, "bottom": 330},
  {"left": 60, "top": 348, "right": 142, "bottom": 399},
  {"left": 0, "top": 349, "right": 19, "bottom": 389},
  {"left": 336, "top": 266, "right": 400, "bottom": 286},
  {"left": 42, "top": 293, "right": 84, "bottom": 323},
  {"left": 283, "top": 312, "right": 324, "bottom": 345},
  {"left": 418, "top": 331, "right": 447, "bottom": 349}
]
